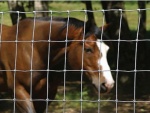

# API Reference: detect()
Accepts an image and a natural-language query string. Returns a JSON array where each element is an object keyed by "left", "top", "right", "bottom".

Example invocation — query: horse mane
[
  {"left": 53, "top": 17, "right": 102, "bottom": 39},
  {"left": 53, "top": 17, "right": 103, "bottom": 39},
  {"left": 53, "top": 17, "right": 84, "bottom": 28},
  {"left": 27, "top": 17, "right": 107, "bottom": 40},
  {"left": 31, "top": 17, "right": 84, "bottom": 29}
]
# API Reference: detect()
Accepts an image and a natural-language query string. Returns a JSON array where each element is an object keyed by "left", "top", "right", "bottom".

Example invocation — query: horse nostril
[
  {"left": 100, "top": 83, "right": 107, "bottom": 93},
  {"left": 101, "top": 83, "right": 106, "bottom": 90},
  {"left": 92, "top": 83, "right": 112, "bottom": 93}
]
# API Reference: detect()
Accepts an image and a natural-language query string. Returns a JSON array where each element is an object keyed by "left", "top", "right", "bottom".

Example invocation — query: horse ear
[
  {"left": 85, "top": 20, "right": 96, "bottom": 34},
  {"left": 98, "top": 23, "right": 111, "bottom": 40},
  {"left": 99, "top": 23, "right": 113, "bottom": 48}
]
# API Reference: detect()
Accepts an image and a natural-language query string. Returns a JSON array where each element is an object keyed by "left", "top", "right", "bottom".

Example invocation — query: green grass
[
  {"left": 125, "top": 2, "right": 150, "bottom": 30},
  {"left": 0, "top": 1, "right": 150, "bottom": 30},
  {"left": 49, "top": 82, "right": 111, "bottom": 113},
  {"left": 1, "top": 1, "right": 150, "bottom": 31}
]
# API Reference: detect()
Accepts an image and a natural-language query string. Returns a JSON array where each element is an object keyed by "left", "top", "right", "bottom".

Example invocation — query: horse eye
[{"left": 85, "top": 48, "right": 93, "bottom": 53}]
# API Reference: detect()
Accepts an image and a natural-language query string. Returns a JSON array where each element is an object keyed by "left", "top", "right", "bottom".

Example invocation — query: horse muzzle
[
  {"left": 100, "top": 82, "right": 114, "bottom": 93},
  {"left": 93, "top": 82, "right": 114, "bottom": 94}
]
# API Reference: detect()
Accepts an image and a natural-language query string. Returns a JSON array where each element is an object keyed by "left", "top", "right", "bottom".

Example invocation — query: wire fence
[{"left": 0, "top": 9, "right": 150, "bottom": 113}]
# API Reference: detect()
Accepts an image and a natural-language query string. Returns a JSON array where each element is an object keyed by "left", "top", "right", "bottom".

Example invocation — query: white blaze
[{"left": 96, "top": 39, "right": 114, "bottom": 89}]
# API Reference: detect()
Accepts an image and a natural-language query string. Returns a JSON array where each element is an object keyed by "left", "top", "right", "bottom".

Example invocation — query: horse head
[{"left": 67, "top": 21, "right": 114, "bottom": 93}]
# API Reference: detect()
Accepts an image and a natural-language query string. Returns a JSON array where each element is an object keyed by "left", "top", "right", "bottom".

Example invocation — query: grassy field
[
  {"left": 0, "top": 1, "right": 150, "bottom": 30},
  {"left": 0, "top": 1, "right": 150, "bottom": 113}
]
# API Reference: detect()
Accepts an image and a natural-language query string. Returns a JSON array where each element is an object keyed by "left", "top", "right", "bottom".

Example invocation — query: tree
[
  {"left": 101, "top": 1, "right": 131, "bottom": 40},
  {"left": 100, "top": 1, "right": 150, "bottom": 96},
  {"left": 7, "top": 0, "right": 49, "bottom": 25},
  {"left": 100, "top": 1, "right": 133, "bottom": 71},
  {"left": 138, "top": 1, "right": 146, "bottom": 39},
  {"left": 83, "top": 1, "right": 96, "bottom": 25},
  {"left": 34, "top": 1, "right": 49, "bottom": 17},
  {"left": 137, "top": 1, "right": 146, "bottom": 70},
  {"left": 100, "top": 1, "right": 136, "bottom": 95},
  {"left": 7, "top": 0, "right": 26, "bottom": 25}
]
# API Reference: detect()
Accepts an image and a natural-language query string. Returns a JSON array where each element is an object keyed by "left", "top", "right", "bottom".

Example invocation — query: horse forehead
[
  {"left": 85, "top": 34, "right": 97, "bottom": 45},
  {"left": 96, "top": 40, "right": 109, "bottom": 53}
]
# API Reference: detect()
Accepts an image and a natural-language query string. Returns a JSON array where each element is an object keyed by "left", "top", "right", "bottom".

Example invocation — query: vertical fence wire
[
  {"left": 80, "top": 10, "right": 87, "bottom": 113},
  {"left": 0, "top": 12, "right": 2, "bottom": 81},
  {"left": 30, "top": 11, "right": 36, "bottom": 103},
  {"left": 115, "top": 9, "right": 123, "bottom": 113},
  {"left": 45, "top": 10, "right": 53, "bottom": 113},
  {"left": 0, "top": 12, "right": 3, "bottom": 50},
  {"left": 13, "top": 11, "right": 20, "bottom": 113},
  {"left": 133, "top": 9, "right": 141, "bottom": 113},
  {"left": 62, "top": 10, "right": 70, "bottom": 113},
  {"left": 97, "top": 9, "right": 107, "bottom": 113}
]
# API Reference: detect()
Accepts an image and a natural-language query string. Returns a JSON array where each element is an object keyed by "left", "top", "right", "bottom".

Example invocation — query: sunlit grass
[
  {"left": 0, "top": 1, "right": 150, "bottom": 30},
  {"left": 125, "top": 2, "right": 150, "bottom": 30}
]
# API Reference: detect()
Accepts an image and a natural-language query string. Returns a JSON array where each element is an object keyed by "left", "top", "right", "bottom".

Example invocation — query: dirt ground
[{"left": 1, "top": 81, "right": 150, "bottom": 113}]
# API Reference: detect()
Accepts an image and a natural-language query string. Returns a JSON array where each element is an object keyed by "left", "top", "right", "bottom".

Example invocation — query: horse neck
[
  {"left": 49, "top": 22, "right": 83, "bottom": 68},
  {"left": 1, "top": 25, "right": 13, "bottom": 41}
]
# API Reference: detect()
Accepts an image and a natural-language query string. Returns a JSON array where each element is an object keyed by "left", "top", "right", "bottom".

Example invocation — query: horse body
[
  {"left": 0, "top": 19, "right": 68, "bottom": 113},
  {"left": 0, "top": 17, "right": 114, "bottom": 113}
]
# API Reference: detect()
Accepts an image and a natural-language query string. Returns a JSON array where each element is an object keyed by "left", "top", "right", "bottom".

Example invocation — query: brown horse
[{"left": 0, "top": 17, "right": 114, "bottom": 113}]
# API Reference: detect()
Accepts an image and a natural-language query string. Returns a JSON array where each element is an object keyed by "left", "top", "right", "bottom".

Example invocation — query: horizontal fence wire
[{"left": 0, "top": 9, "right": 150, "bottom": 113}]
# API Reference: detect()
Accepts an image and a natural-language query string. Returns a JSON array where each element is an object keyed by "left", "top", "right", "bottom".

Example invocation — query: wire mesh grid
[{"left": 0, "top": 9, "right": 150, "bottom": 113}]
